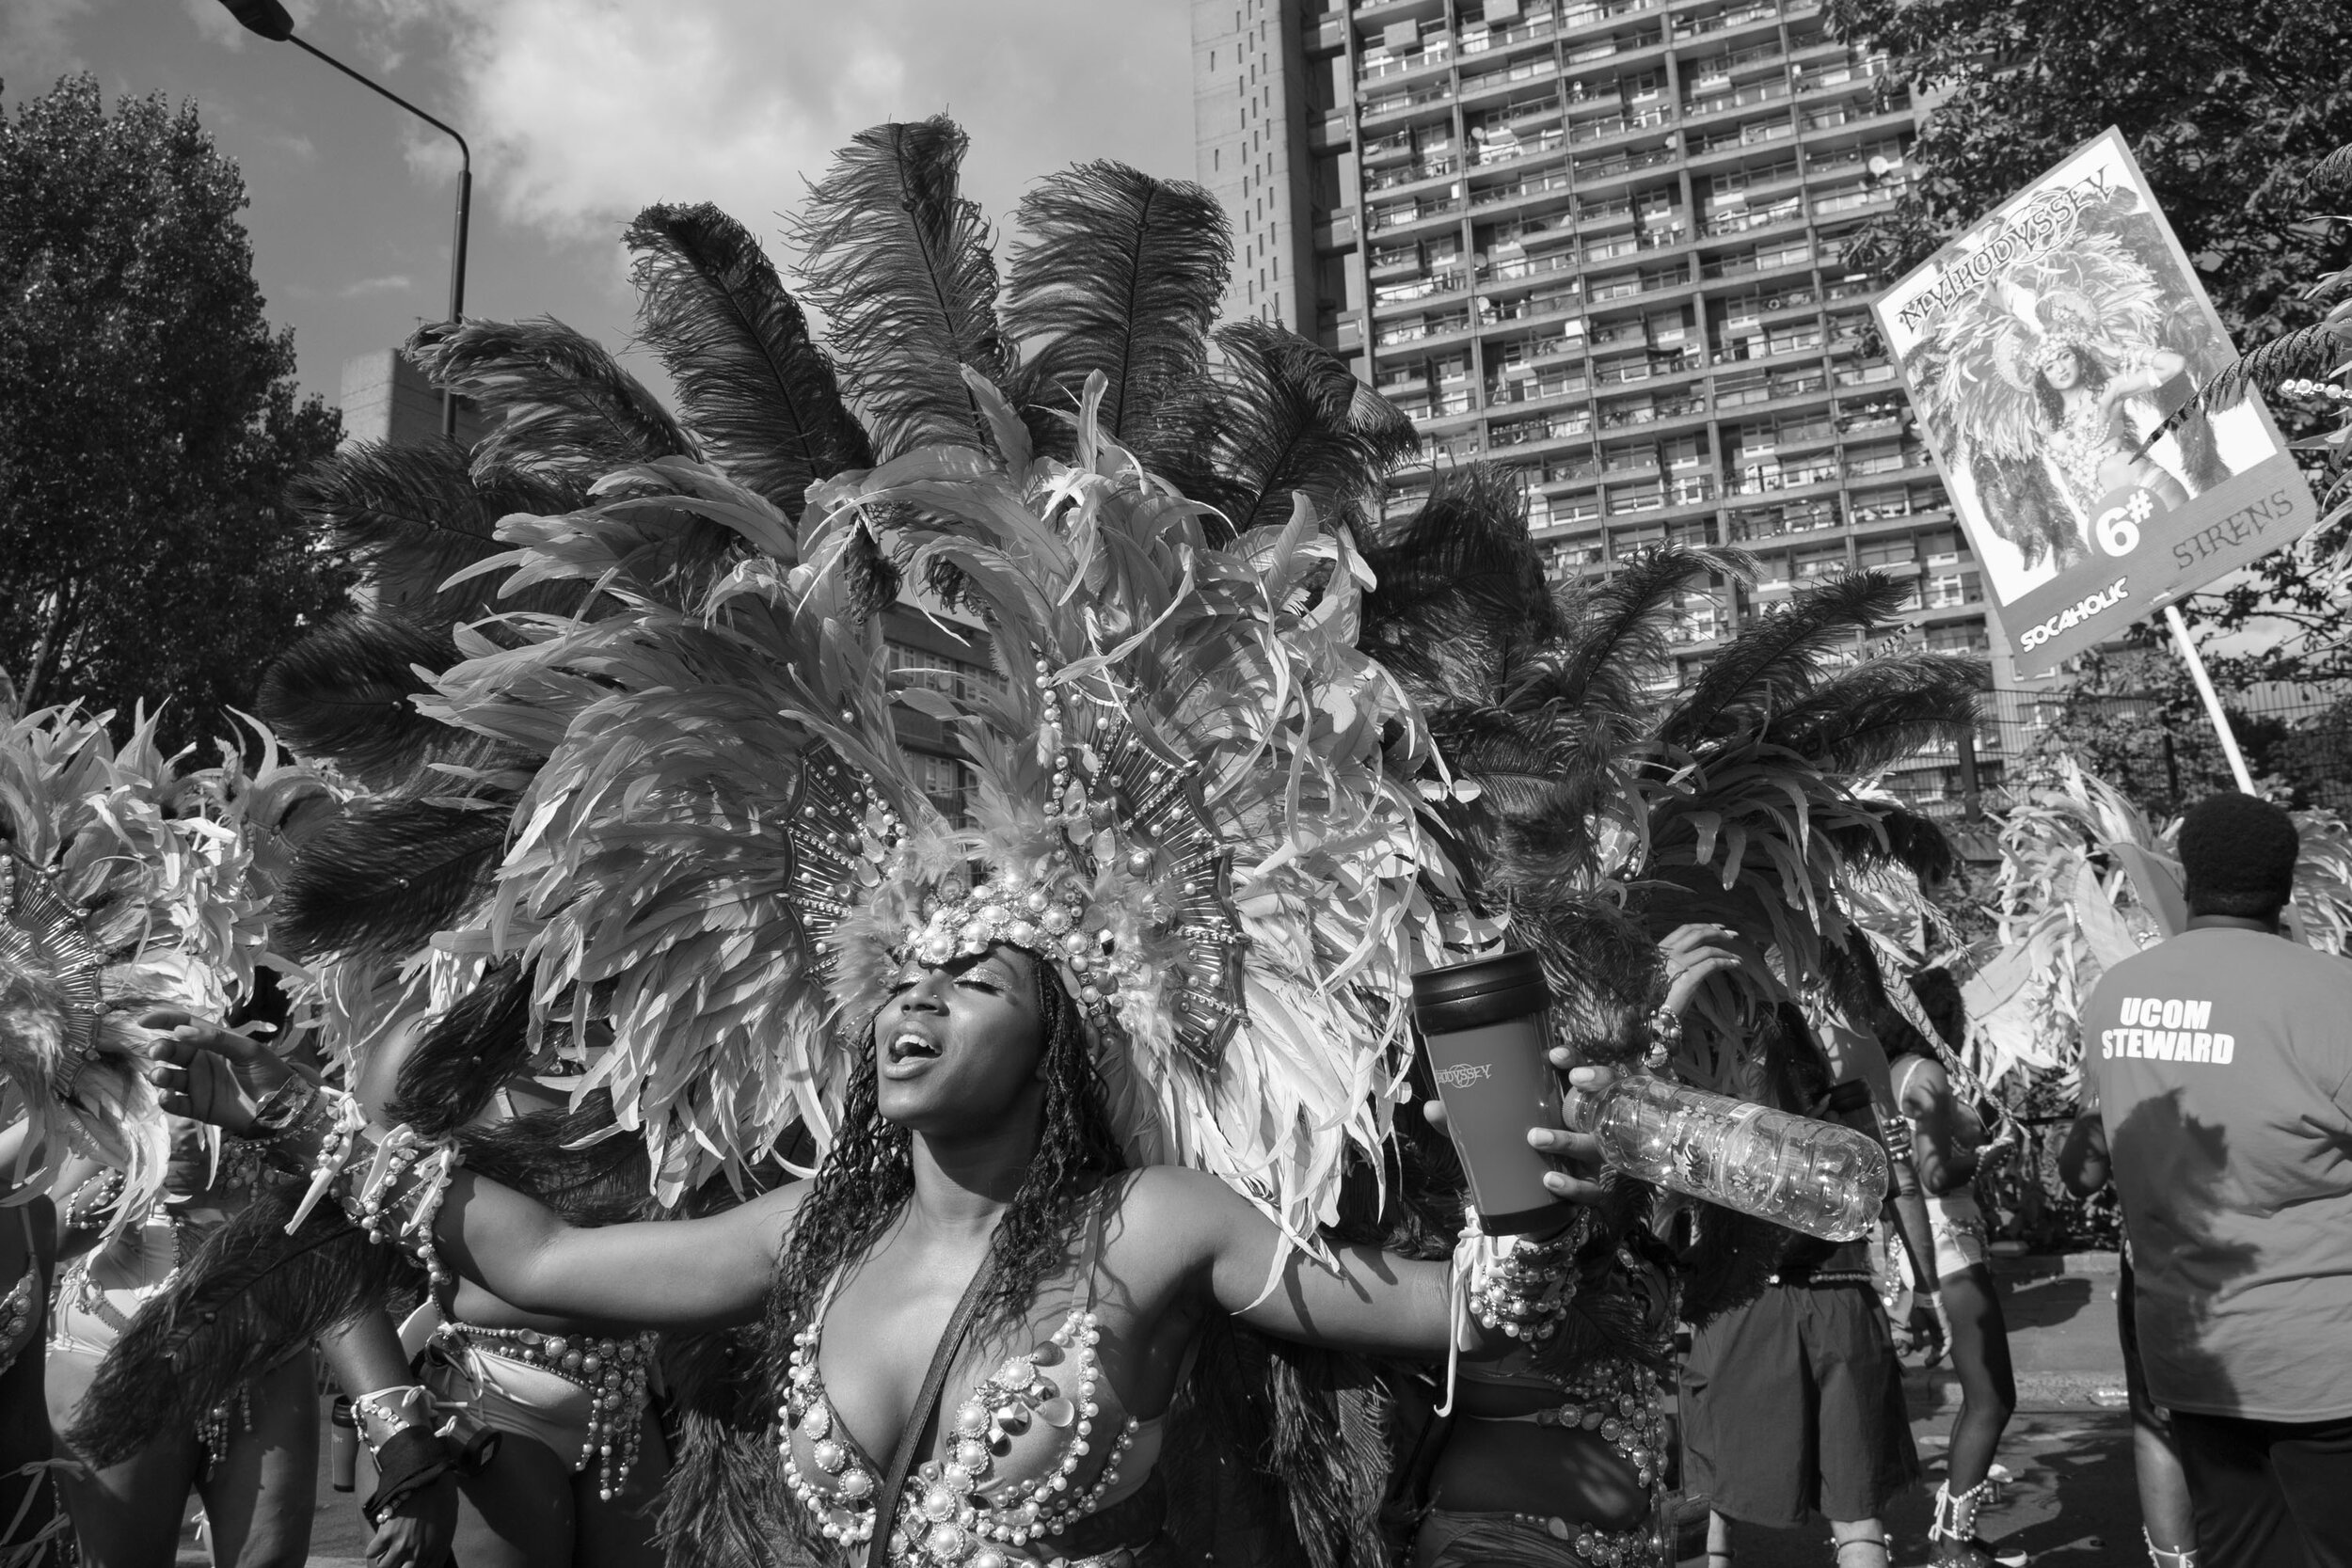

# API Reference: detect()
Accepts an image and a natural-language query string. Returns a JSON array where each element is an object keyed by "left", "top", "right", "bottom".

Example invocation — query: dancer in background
[
  {"left": 1880, "top": 970, "right": 2020, "bottom": 1568},
  {"left": 0, "top": 700, "right": 329, "bottom": 1568}
]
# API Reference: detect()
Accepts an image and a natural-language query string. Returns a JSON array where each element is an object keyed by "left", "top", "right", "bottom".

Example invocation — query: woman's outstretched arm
[
  {"left": 1138, "top": 1058, "right": 1616, "bottom": 1360},
  {"left": 143, "top": 1010, "right": 796, "bottom": 1331}
]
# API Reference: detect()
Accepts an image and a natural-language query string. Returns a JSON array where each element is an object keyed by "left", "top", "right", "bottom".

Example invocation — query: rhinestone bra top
[{"left": 777, "top": 1192, "right": 1163, "bottom": 1567}]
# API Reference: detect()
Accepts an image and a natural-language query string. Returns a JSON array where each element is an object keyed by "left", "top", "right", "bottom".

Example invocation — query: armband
[{"left": 358, "top": 1426, "right": 451, "bottom": 1528}]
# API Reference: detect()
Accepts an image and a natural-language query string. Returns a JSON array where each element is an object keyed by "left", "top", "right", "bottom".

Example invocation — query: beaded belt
[{"left": 435, "top": 1321, "right": 655, "bottom": 1500}]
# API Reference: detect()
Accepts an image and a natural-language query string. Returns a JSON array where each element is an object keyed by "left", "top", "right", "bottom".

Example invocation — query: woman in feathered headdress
[
  {"left": 137, "top": 383, "right": 1628, "bottom": 1568},
  {"left": 85, "top": 118, "right": 1634, "bottom": 1568},
  {"left": 0, "top": 693, "right": 330, "bottom": 1568}
]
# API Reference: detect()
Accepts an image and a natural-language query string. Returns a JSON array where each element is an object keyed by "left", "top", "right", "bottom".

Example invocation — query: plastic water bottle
[{"left": 1572, "top": 1073, "right": 1888, "bottom": 1241}]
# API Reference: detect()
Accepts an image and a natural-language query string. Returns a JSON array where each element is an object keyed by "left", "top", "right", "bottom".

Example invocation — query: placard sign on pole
[{"left": 1872, "top": 129, "right": 2318, "bottom": 676}]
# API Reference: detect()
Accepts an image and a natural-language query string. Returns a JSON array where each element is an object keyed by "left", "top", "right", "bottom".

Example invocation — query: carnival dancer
[
  {"left": 0, "top": 698, "right": 330, "bottom": 1568},
  {"left": 1879, "top": 970, "right": 2020, "bottom": 1568},
  {"left": 1346, "top": 461, "right": 1981, "bottom": 1568},
  {"left": 45, "top": 1114, "right": 323, "bottom": 1568},
  {"left": 323, "top": 1010, "right": 672, "bottom": 1568},
  {"left": 103, "top": 298, "right": 1664, "bottom": 1568}
]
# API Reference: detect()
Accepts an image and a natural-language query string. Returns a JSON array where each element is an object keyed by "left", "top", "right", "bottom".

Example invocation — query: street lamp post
[{"left": 217, "top": 0, "right": 472, "bottom": 438}]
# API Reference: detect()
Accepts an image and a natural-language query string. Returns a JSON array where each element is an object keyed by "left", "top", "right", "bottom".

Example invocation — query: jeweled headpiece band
[
  {"left": 0, "top": 856, "right": 106, "bottom": 1100},
  {"left": 797, "top": 661, "right": 1249, "bottom": 1063}
]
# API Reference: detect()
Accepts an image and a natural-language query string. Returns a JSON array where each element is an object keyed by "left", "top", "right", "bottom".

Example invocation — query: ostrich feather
[
  {"left": 273, "top": 800, "right": 506, "bottom": 965},
  {"left": 1142, "top": 321, "right": 1420, "bottom": 541},
  {"left": 1002, "top": 162, "right": 1231, "bottom": 455},
  {"left": 1763, "top": 653, "right": 1989, "bottom": 777},
  {"left": 1357, "top": 465, "right": 1560, "bottom": 708},
  {"left": 1659, "top": 572, "right": 1910, "bottom": 748},
  {"left": 384, "top": 958, "right": 532, "bottom": 1136},
  {"left": 794, "top": 117, "right": 1009, "bottom": 459},
  {"left": 406, "top": 317, "right": 693, "bottom": 483},
  {"left": 626, "top": 202, "right": 875, "bottom": 519},
  {"left": 256, "top": 613, "right": 474, "bottom": 790},
  {"left": 287, "top": 439, "right": 583, "bottom": 621}
]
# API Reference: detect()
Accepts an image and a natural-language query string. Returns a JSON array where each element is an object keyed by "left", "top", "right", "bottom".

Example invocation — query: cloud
[
  {"left": 1, "top": 0, "right": 98, "bottom": 88},
  {"left": 337, "top": 272, "right": 412, "bottom": 296},
  {"left": 337, "top": 0, "right": 1194, "bottom": 256}
]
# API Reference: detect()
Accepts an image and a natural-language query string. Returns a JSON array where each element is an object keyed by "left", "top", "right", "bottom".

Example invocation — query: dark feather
[
  {"left": 406, "top": 317, "right": 693, "bottom": 482},
  {"left": 1546, "top": 544, "right": 1744, "bottom": 722},
  {"left": 66, "top": 1187, "right": 413, "bottom": 1466},
  {"left": 1357, "top": 464, "right": 1559, "bottom": 706},
  {"left": 288, "top": 439, "right": 583, "bottom": 620},
  {"left": 1762, "top": 653, "right": 1987, "bottom": 777},
  {"left": 626, "top": 202, "right": 875, "bottom": 519},
  {"left": 387, "top": 959, "right": 534, "bottom": 1136},
  {"left": 256, "top": 612, "right": 471, "bottom": 789},
  {"left": 793, "top": 117, "right": 1009, "bottom": 459},
  {"left": 1002, "top": 163, "right": 1232, "bottom": 456},
  {"left": 1141, "top": 321, "right": 1420, "bottom": 542},
  {"left": 455, "top": 1096, "right": 658, "bottom": 1226},
  {"left": 274, "top": 800, "right": 507, "bottom": 963},
  {"left": 1659, "top": 572, "right": 1909, "bottom": 749}
]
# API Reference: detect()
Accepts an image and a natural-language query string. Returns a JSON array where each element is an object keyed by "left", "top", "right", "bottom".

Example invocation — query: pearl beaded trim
[
  {"left": 437, "top": 1322, "right": 654, "bottom": 1500},
  {"left": 779, "top": 1305, "right": 1143, "bottom": 1567}
]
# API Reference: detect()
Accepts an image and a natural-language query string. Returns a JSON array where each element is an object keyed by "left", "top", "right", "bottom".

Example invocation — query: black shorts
[
  {"left": 1680, "top": 1280, "right": 1919, "bottom": 1528},
  {"left": 2172, "top": 1408, "right": 2352, "bottom": 1568}
]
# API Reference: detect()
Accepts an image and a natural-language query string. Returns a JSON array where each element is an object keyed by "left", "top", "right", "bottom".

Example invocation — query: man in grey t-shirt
[{"left": 2082, "top": 792, "right": 2352, "bottom": 1568}]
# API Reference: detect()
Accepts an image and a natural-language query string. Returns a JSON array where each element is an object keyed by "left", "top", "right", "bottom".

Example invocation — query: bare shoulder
[{"left": 1106, "top": 1167, "right": 1261, "bottom": 1253}]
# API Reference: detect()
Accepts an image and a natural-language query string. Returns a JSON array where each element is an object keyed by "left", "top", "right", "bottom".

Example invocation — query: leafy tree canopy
[
  {"left": 0, "top": 74, "right": 349, "bottom": 749},
  {"left": 1829, "top": 0, "right": 2352, "bottom": 676}
]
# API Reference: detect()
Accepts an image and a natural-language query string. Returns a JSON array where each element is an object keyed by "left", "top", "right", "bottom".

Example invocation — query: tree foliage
[
  {"left": 1829, "top": 0, "right": 2352, "bottom": 674},
  {"left": 0, "top": 75, "right": 349, "bottom": 747}
]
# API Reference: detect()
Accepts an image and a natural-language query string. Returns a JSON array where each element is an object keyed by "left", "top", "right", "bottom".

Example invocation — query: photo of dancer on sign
[{"left": 1874, "top": 129, "right": 2315, "bottom": 670}]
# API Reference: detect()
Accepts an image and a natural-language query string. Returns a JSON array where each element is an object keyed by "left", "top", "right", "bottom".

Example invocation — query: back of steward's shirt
[{"left": 2082, "top": 927, "right": 2352, "bottom": 1420}]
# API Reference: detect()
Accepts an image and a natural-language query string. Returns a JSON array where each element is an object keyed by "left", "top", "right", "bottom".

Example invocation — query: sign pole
[{"left": 2162, "top": 603, "right": 2257, "bottom": 794}]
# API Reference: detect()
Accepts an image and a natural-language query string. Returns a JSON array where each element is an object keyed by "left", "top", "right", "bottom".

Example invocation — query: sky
[{"left": 3, "top": 0, "right": 1199, "bottom": 409}]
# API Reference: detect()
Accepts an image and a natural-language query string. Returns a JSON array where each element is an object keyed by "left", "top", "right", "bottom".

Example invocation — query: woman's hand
[
  {"left": 138, "top": 1010, "right": 294, "bottom": 1135},
  {"left": 1422, "top": 1051, "right": 1618, "bottom": 1206},
  {"left": 1658, "top": 923, "right": 1741, "bottom": 1021},
  {"left": 367, "top": 1473, "right": 457, "bottom": 1568}
]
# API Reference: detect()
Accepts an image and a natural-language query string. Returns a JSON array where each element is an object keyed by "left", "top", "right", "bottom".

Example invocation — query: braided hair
[{"left": 763, "top": 951, "right": 1124, "bottom": 1351}]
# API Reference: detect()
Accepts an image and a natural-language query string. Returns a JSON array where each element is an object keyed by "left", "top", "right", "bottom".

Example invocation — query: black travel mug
[{"left": 1411, "top": 951, "right": 1578, "bottom": 1234}]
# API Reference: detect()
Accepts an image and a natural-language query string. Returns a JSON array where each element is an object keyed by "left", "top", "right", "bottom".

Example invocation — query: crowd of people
[{"left": 0, "top": 118, "right": 2345, "bottom": 1568}]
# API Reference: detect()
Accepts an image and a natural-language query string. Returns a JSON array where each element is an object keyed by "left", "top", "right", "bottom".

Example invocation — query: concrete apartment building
[{"left": 1192, "top": 0, "right": 2011, "bottom": 803}]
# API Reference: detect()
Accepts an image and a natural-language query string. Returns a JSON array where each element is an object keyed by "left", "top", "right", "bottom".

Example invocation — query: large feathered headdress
[
  {"left": 0, "top": 699, "right": 331, "bottom": 1216},
  {"left": 419, "top": 378, "right": 1430, "bottom": 1241}
]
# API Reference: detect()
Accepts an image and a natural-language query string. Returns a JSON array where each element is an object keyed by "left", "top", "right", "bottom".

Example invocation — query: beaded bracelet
[
  {"left": 351, "top": 1385, "right": 435, "bottom": 1458},
  {"left": 1644, "top": 1006, "right": 1682, "bottom": 1071},
  {"left": 1456, "top": 1208, "right": 1581, "bottom": 1342},
  {"left": 269, "top": 1085, "right": 461, "bottom": 1290}
]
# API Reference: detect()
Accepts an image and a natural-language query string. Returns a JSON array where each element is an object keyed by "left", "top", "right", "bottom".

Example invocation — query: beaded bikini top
[{"left": 777, "top": 1194, "right": 1162, "bottom": 1567}]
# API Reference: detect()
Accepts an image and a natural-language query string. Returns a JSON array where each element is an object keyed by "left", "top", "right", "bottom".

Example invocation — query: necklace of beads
[
  {"left": 437, "top": 1322, "right": 653, "bottom": 1499},
  {"left": 781, "top": 1305, "right": 1142, "bottom": 1567}
]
